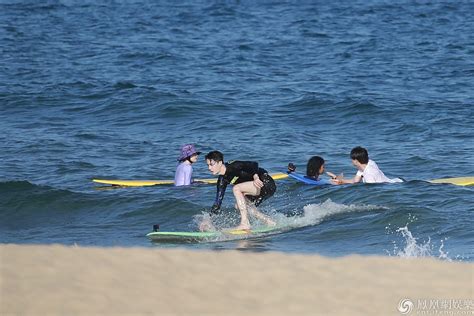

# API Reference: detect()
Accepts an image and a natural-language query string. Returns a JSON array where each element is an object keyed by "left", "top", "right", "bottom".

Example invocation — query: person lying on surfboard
[
  {"left": 287, "top": 156, "right": 340, "bottom": 185},
  {"left": 199, "top": 150, "right": 276, "bottom": 231},
  {"left": 174, "top": 144, "right": 201, "bottom": 186},
  {"left": 334, "top": 146, "right": 403, "bottom": 184}
]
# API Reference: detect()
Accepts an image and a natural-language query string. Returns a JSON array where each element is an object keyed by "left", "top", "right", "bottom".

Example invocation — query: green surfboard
[{"left": 146, "top": 225, "right": 286, "bottom": 242}]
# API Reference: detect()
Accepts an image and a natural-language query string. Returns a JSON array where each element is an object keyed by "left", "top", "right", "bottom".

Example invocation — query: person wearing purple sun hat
[{"left": 174, "top": 144, "right": 201, "bottom": 186}]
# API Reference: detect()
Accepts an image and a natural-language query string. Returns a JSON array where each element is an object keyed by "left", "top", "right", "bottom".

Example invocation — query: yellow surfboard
[
  {"left": 93, "top": 172, "right": 289, "bottom": 187},
  {"left": 93, "top": 174, "right": 473, "bottom": 187},
  {"left": 428, "top": 176, "right": 474, "bottom": 186}
]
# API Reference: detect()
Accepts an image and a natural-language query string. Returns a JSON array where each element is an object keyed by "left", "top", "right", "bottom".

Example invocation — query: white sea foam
[
  {"left": 274, "top": 198, "right": 384, "bottom": 229},
  {"left": 193, "top": 199, "right": 383, "bottom": 233},
  {"left": 389, "top": 225, "right": 451, "bottom": 261}
]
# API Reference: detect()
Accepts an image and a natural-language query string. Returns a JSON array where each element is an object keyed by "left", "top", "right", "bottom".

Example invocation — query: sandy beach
[{"left": 1, "top": 244, "right": 472, "bottom": 316}]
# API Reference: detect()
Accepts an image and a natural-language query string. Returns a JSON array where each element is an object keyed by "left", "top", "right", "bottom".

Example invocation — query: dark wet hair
[
  {"left": 205, "top": 150, "right": 224, "bottom": 162},
  {"left": 350, "top": 146, "right": 369, "bottom": 164},
  {"left": 306, "top": 156, "right": 325, "bottom": 178}
]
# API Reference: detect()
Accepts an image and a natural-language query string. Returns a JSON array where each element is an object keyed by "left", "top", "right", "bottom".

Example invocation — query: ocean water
[{"left": 1, "top": 1, "right": 473, "bottom": 261}]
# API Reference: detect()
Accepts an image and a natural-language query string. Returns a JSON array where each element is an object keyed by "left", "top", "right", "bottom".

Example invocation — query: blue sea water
[{"left": 1, "top": 1, "right": 473, "bottom": 261}]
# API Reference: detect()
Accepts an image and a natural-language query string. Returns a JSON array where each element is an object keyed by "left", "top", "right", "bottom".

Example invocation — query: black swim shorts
[{"left": 247, "top": 173, "right": 276, "bottom": 206}]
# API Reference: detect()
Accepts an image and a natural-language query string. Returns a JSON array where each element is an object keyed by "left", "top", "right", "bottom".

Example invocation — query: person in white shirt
[{"left": 336, "top": 146, "right": 403, "bottom": 184}]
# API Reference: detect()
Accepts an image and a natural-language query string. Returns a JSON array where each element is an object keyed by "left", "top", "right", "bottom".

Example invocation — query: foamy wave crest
[
  {"left": 276, "top": 199, "right": 384, "bottom": 228},
  {"left": 192, "top": 199, "right": 384, "bottom": 233}
]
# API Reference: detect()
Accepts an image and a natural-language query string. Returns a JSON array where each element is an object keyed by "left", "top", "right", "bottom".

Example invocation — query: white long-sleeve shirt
[
  {"left": 356, "top": 160, "right": 403, "bottom": 183},
  {"left": 174, "top": 162, "right": 192, "bottom": 186}
]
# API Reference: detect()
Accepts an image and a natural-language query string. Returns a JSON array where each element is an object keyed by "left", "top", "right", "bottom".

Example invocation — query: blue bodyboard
[{"left": 287, "top": 172, "right": 331, "bottom": 185}]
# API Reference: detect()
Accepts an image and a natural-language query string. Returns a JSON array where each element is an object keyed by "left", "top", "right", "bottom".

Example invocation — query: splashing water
[
  {"left": 395, "top": 226, "right": 432, "bottom": 258},
  {"left": 391, "top": 226, "right": 451, "bottom": 261},
  {"left": 192, "top": 199, "right": 383, "bottom": 232}
]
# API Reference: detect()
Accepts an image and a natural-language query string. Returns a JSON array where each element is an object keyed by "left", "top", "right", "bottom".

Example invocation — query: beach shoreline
[{"left": 1, "top": 244, "right": 472, "bottom": 316}]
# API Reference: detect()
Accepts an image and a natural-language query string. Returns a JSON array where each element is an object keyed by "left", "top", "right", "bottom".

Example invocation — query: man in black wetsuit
[{"left": 201, "top": 150, "right": 276, "bottom": 231}]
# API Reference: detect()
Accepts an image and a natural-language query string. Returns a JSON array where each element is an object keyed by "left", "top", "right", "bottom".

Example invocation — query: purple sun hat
[{"left": 178, "top": 144, "right": 201, "bottom": 161}]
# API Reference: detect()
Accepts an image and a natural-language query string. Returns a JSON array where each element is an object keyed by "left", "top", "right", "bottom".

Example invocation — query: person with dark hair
[
  {"left": 174, "top": 144, "right": 201, "bottom": 186},
  {"left": 287, "top": 155, "right": 339, "bottom": 185},
  {"left": 201, "top": 150, "right": 276, "bottom": 231},
  {"left": 335, "top": 146, "right": 403, "bottom": 184},
  {"left": 306, "top": 156, "right": 332, "bottom": 180},
  {"left": 350, "top": 146, "right": 369, "bottom": 164}
]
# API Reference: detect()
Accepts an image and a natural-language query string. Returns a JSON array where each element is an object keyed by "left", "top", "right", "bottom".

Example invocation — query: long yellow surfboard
[
  {"left": 93, "top": 172, "right": 289, "bottom": 187},
  {"left": 428, "top": 176, "right": 474, "bottom": 186},
  {"left": 93, "top": 174, "right": 473, "bottom": 187}
]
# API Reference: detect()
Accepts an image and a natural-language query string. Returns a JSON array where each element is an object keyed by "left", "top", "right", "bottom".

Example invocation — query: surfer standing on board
[{"left": 200, "top": 150, "right": 276, "bottom": 231}]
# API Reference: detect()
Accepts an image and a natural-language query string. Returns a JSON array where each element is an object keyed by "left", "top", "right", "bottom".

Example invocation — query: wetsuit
[{"left": 210, "top": 161, "right": 276, "bottom": 214}]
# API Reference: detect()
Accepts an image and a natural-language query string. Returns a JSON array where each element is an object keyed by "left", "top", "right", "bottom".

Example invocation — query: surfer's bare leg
[
  {"left": 199, "top": 218, "right": 214, "bottom": 232},
  {"left": 247, "top": 202, "right": 276, "bottom": 226},
  {"left": 198, "top": 215, "right": 215, "bottom": 232},
  {"left": 232, "top": 181, "right": 260, "bottom": 230}
]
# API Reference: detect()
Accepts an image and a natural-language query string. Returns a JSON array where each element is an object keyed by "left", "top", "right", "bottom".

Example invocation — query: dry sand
[{"left": 1, "top": 244, "right": 472, "bottom": 316}]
